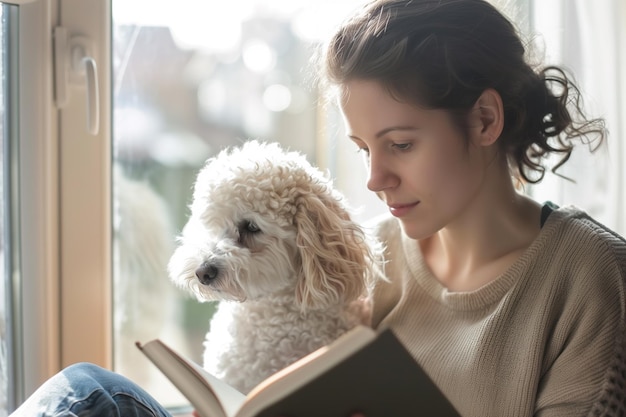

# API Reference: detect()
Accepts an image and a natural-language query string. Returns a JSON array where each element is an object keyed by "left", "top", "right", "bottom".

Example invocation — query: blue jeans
[{"left": 10, "top": 363, "right": 172, "bottom": 417}]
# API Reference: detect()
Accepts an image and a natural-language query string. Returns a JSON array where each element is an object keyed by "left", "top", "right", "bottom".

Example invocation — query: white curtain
[{"left": 529, "top": 0, "right": 625, "bottom": 236}]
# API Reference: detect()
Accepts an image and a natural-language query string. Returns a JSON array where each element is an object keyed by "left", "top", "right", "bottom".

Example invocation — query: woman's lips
[{"left": 388, "top": 202, "right": 419, "bottom": 217}]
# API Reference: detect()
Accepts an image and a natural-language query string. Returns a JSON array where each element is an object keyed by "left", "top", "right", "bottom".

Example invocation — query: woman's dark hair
[{"left": 321, "top": 0, "right": 606, "bottom": 183}]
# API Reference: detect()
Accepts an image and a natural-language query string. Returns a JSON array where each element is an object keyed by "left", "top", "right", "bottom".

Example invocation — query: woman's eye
[{"left": 393, "top": 143, "right": 412, "bottom": 151}]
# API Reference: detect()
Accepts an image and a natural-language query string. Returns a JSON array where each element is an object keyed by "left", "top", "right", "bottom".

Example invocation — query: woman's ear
[{"left": 469, "top": 88, "right": 504, "bottom": 146}]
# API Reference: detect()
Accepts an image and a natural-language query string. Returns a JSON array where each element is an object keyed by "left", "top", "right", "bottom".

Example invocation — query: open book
[{"left": 136, "top": 325, "right": 461, "bottom": 417}]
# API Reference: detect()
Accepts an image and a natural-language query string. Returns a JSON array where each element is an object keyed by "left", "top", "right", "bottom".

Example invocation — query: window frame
[
  {"left": 3, "top": 0, "right": 112, "bottom": 408},
  {"left": 7, "top": 0, "right": 61, "bottom": 404},
  {"left": 56, "top": 0, "right": 112, "bottom": 372}
]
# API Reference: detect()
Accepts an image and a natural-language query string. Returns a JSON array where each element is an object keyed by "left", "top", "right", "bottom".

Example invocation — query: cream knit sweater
[{"left": 370, "top": 206, "right": 626, "bottom": 417}]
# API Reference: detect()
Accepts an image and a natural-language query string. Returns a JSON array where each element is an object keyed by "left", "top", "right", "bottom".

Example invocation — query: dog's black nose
[{"left": 195, "top": 263, "right": 219, "bottom": 285}]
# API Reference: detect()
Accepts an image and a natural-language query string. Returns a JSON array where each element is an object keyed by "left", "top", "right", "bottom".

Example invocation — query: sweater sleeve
[{"left": 535, "top": 222, "right": 626, "bottom": 417}]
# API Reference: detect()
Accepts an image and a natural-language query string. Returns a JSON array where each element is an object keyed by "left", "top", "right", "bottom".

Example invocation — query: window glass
[
  {"left": 112, "top": 0, "right": 375, "bottom": 409},
  {"left": 0, "top": 5, "right": 10, "bottom": 416},
  {"left": 0, "top": 6, "right": 6, "bottom": 414}
]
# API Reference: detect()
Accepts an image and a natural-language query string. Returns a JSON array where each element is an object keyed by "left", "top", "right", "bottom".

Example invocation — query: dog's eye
[
  {"left": 237, "top": 220, "right": 262, "bottom": 249},
  {"left": 238, "top": 220, "right": 260, "bottom": 235},
  {"left": 245, "top": 221, "right": 260, "bottom": 233}
]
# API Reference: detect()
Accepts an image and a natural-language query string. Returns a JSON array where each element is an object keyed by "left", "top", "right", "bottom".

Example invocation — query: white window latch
[{"left": 53, "top": 26, "right": 100, "bottom": 136}]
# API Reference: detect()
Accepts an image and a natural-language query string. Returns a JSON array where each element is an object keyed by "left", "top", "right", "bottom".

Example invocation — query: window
[
  {"left": 111, "top": 1, "right": 382, "bottom": 409},
  {"left": 528, "top": 0, "right": 626, "bottom": 234}
]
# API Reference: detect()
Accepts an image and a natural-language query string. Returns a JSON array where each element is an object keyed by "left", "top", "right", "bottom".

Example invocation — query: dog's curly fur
[{"left": 168, "top": 140, "right": 381, "bottom": 394}]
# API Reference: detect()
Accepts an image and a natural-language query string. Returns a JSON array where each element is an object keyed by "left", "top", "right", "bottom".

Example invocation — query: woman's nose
[{"left": 366, "top": 153, "right": 396, "bottom": 192}]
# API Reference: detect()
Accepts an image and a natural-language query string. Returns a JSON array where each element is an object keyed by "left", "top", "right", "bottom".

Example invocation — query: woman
[
  {"left": 11, "top": 0, "right": 626, "bottom": 416},
  {"left": 321, "top": 1, "right": 625, "bottom": 415}
]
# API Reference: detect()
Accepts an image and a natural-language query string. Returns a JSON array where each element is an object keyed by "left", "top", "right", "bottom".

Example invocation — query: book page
[
  {"left": 178, "top": 353, "right": 247, "bottom": 417},
  {"left": 137, "top": 340, "right": 246, "bottom": 417}
]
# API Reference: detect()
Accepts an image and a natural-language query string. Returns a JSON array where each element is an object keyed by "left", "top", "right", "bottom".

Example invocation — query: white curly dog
[{"left": 168, "top": 140, "right": 380, "bottom": 394}]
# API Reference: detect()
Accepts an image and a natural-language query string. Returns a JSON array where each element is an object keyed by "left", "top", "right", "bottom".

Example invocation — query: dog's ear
[{"left": 293, "top": 186, "right": 376, "bottom": 310}]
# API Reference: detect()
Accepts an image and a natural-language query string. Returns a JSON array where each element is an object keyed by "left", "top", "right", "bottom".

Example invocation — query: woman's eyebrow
[
  {"left": 348, "top": 126, "right": 420, "bottom": 140},
  {"left": 374, "top": 126, "right": 421, "bottom": 138}
]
